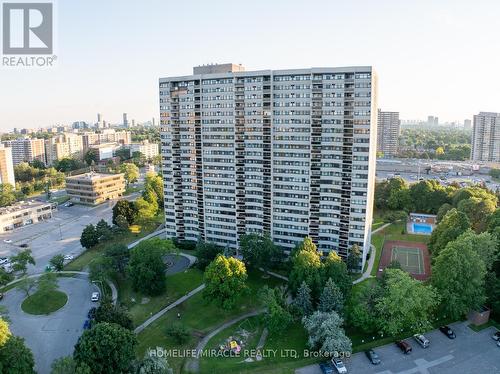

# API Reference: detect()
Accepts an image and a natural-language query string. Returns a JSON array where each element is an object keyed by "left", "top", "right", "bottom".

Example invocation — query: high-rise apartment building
[
  {"left": 0, "top": 146, "right": 15, "bottom": 186},
  {"left": 160, "top": 64, "right": 377, "bottom": 267},
  {"left": 4, "top": 138, "right": 46, "bottom": 166},
  {"left": 376, "top": 110, "right": 400, "bottom": 157},
  {"left": 82, "top": 130, "right": 131, "bottom": 152},
  {"left": 45, "top": 133, "right": 84, "bottom": 164},
  {"left": 471, "top": 112, "right": 500, "bottom": 162},
  {"left": 123, "top": 113, "right": 129, "bottom": 128},
  {"left": 127, "top": 140, "right": 159, "bottom": 160}
]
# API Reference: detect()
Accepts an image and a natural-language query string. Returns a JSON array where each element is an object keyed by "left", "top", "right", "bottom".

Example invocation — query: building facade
[
  {"left": 82, "top": 130, "right": 131, "bottom": 152},
  {"left": 0, "top": 146, "right": 15, "bottom": 186},
  {"left": 65, "top": 172, "right": 125, "bottom": 205},
  {"left": 376, "top": 110, "right": 400, "bottom": 157},
  {"left": 0, "top": 201, "right": 55, "bottom": 233},
  {"left": 128, "top": 140, "right": 159, "bottom": 160},
  {"left": 4, "top": 138, "right": 46, "bottom": 166},
  {"left": 471, "top": 112, "right": 500, "bottom": 163},
  {"left": 160, "top": 64, "right": 377, "bottom": 266},
  {"left": 45, "top": 133, "right": 84, "bottom": 164}
]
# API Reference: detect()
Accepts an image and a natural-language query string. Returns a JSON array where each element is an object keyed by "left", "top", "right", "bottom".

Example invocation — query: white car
[
  {"left": 0, "top": 258, "right": 8, "bottom": 265},
  {"left": 91, "top": 292, "right": 100, "bottom": 302},
  {"left": 331, "top": 357, "right": 347, "bottom": 374},
  {"left": 63, "top": 254, "right": 74, "bottom": 261},
  {"left": 413, "top": 333, "right": 430, "bottom": 348},
  {"left": 3, "top": 240, "right": 12, "bottom": 244}
]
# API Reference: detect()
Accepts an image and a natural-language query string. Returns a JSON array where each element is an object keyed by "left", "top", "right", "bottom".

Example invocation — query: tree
[
  {"left": 104, "top": 244, "right": 130, "bottom": 275},
  {"left": 10, "top": 249, "right": 35, "bottom": 275},
  {"left": 0, "top": 336, "right": 35, "bottom": 374},
  {"left": 346, "top": 282, "right": 380, "bottom": 334},
  {"left": 95, "top": 219, "right": 112, "bottom": 242},
  {"left": 428, "top": 209, "right": 470, "bottom": 256},
  {"left": 115, "top": 215, "right": 129, "bottom": 231},
  {"left": 120, "top": 163, "right": 140, "bottom": 185},
  {"left": 115, "top": 147, "right": 130, "bottom": 161},
  {"left": 239, "top": 233, "right": 280, "bottom": 272},
  {"left": 436, "top": 203, "right": 453, "bottom": 223},
  {"left": 112, "top": 200, "right": 137, "bottom": 225},
  {"left": 37, "top": 273, "right": 58, "bottom": 293},
  {"left": 135, "top": 197, "right": 158, "bottom": 223},
  {"left": 144, "top": 172, "right": 164, "bottom": 208},
  {"left": 165, "top": 323, "right": 190, "bottom": 344},
  {"left": 51, "top": 356, "right": 77, "bottom": 374},
  {"left": 0, "top": 268, "right": 14, "bottom": 287},
  {"left": 259, "top": 286, "right": 292, "bottom": 336},
  {"left": 16, "top": 277, "right": 36, "bottom": 297},
  {"left": 94, "top": 301, "right": 133, "bottom": 330},
  {"left": 454, "top": 230, "right": 498, "bottom": 270},
  {"left": 409, "top": 180, "right": 451, "bottom": 214},
  {"left": 0, "top": 319, "right": 11, "bottom": 348},
  {"left": 432, "top": 237, "right": 487, "bottom": 320},
  {"left": 302, "top": 311, "right": 352, "bottom": 355},
  {"left": 136, "top": 351, "right": 173, "bottom": 374},
  {"left": 346, "top": 244, "right": 361, "bottom": 273},
  {"left": 80, "top": 224, "right": 99, "bottom": 249},
  {"left": 375, "top": 269, "right": 439, "bottom": 336},
  {"left": 88, "top": 256, "right": 114, "bottom": 283},
  {"left": 74, "top": 322, "right": 137, "bottom": 374},
  {"left": 289, "top": 237, "right": 322, "bottom": 298},
  {"left": 321, "top": 252, "right": 351, "bottom": 300},
  {"left": 457, "top": 197, "right": 497, "bottom": 233},
  {"left": 203, "top": 255, "right": 247, "bottom": 308},
  {"left": 127, "top": 239, "right": 173, "bottom": 296},
  {"left": 49, "top": 254, "right": 65, "bottom": 271},
  {"left": 83, "top": 149, "right": 98, "bottom": 166},
  {"left": 319, "top": 278, "right": 344, "bottom": 314},
  {"left": 53, "top": 158, "right": 85, "bottom": 172},
  {"left": 292, "top": 281, "right": 313, "bottom": 316},
  {"left": 0, "top": 184, "right": 16, "bottom": 207},
  {"left": 195, "top": 240, "right": 224, "bottom": 270}
]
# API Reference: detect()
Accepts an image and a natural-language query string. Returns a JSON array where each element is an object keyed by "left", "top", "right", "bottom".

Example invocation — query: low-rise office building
[
  {"left": 65, "top": 172, "right": 125, "bottom": 205},
  {"left": 0, "top": 201, "right": 56, "bottom": 232}
]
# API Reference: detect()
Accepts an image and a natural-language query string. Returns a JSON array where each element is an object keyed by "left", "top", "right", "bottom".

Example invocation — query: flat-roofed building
[
  {"left": 0, "top": 146, "right": 15, "bottom": 186},
  {"left": 127, "top": 140, "right": 159, "bottom": 160},
  {"left": 377, "top": 110, "right": 400, "bottom": 157},
  {"left": 471, "top": 112, "right": 500, "bottom": 162},
  {"left": 4, "top": 138, "right": 46, "bottom": 166},
  {"left": 0, "top": 201, "right": 56, "bottom": 232},
  {"left": 65, "top": 172, "right": 125, "bottom": 205}
]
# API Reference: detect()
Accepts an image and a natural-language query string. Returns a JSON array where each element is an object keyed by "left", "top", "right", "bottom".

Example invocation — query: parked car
[
  {"left": 331, "top": 357, "right": 347, "bottom": 374},
  {"left": 319, "top": 361, "right": 335, "bottom": 374},
  {"left": 396, "top": 340, "right": 412, "bottom": 354},
  {"left": 63, "top": 254, "right": 74, "bottom": 261},
  {"left": 18, "top": 244, "right": 29, "bottom": 248},
  {"left": 64, "top": 202, "right": 74, "bottom": 207},
  {"left": 91, "top": 292, "right": 100, "bottom": 302},
  {"left": 3, "top": 240, "right": 12, "bottom": 244},
  {"left": 492, "top": 331, "right": 500, "bottom": 341},
  {"left": 413, "top": 334, "right": 430, "bottom": 348},
  {"left": 87, "top": 307, "right": 97, "bottom": 319},
  {"left": 439, "top": 325, "right": 456, "bottom": 339},
  {"left": 0, "top": 258, "right": 8, "bottom": 265},
  {"left": 83, "top": 320, "right": 91, "bottom": 329},
  {"left": 365, "top": 349, "right": 381, "bottom": 365}
]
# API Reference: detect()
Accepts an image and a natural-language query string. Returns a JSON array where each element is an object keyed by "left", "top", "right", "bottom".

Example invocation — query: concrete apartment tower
[
  {"left": 0, "top": 146, "right": 15, "bottom": 186},
  {"left": 159, "top": 64, "right": 378, "bottom": 269},
  {"left": 377, "top": 109, "right": 400, "bottom": 157},
  {"left": 4, "top": 138, "right": 46, "bottom": 166},
  {"left": 471, "top": 112, "right": 500, "bottom": 162},
  {"left": 123, "top": 113, "right": 129, "bottom": 128}
]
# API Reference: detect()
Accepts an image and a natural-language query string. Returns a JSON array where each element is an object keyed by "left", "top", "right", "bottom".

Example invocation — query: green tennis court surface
[{"left": 391, "top": 247, "right": 424, "bottom": 274}]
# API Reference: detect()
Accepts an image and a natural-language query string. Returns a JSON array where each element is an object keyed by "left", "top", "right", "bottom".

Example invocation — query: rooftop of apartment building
[
  {"left": 0, "top": 200, "right": 53, "bottom": 216},
  {"left": 66, "top": 172, "right": 124, "bottom": 182}
]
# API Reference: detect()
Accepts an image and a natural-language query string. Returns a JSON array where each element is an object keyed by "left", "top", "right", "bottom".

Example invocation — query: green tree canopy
[
  {"left": 112, "top": 200, "right": 137, "bottom": 225},
  {"left": 318, "top": 277, "right": 344, "bottom": 314},
  {"left": 0, "top": 184, "right": 16, "bottom": 207},
  {"left": 119, "top": 163, "right": 139, "bottom": 184},
  {"left": 428, "top": 208, "right": 470, "bottom": 256},
  {"left": 239, "top": 233, "right": 280, "bottom": 272},
  {"left": 10, "top": 249, "right": 35, "bottom": 275},
  {"left": 80, "top": 224, "right": 99, "bottom": 249},
  {"left": 0, "top": 336, "right": 35, "bottom": 374},
  {"left": 195, "top": 240, "right": 224, "bottom": 270},
  {"left": 457, "top": 196, "right": 497, "bottom": 233},
  {"left": 302, "top": 311, "right": 352, "bottom": 355}
]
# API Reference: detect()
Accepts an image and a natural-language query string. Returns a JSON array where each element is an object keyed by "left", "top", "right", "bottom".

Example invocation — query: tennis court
[{"left": 391, "top": 246, "right": 424, "bottom": 275}]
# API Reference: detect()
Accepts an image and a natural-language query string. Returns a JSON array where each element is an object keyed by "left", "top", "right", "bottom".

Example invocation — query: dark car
[
  {"left": 396, "top": 340, "right": 412, "bottom": 354},
  {"left": 492, "top": 331, "right": 500, "bottom": 341},
  {"left": 440, "top": 325, "right": 456, "bottom": 339},
  {"left": 365, "top": 349, "right": 381, "bottom": 365},
  {"left": 18, "top": 244, "right": 29, "bottom": 248},
  {"left": 319, "top": 361, "right": 335, "bottom": 374},
  {"left": 83, "top": 320, "right": 91, "bottom": 330},
  {"left": 87, "top": 307, "right": 97, "bottom": 319},
  {"left": 0, "top": 293, "right": 4, "bottom": 300}
]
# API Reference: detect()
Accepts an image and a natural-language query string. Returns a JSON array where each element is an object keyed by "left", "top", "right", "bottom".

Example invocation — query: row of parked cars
[{"left": 319, "top": 325, "right": 457, "bottom": 373}]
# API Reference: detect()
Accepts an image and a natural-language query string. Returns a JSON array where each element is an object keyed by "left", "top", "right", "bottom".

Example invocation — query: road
[
  {"left": 296, "top": 321, "right": 500, "bottom": 374},
  {"left": 0, "top": 192, "right": 140, "bottom": 274}
]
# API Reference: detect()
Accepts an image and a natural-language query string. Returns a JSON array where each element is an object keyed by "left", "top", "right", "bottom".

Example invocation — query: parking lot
[
  {"left": 297, "top": 322, "right": 500, "bottom": 374},
  {"left": 0, "top": 194, "right": 139, "bottom": 274}
]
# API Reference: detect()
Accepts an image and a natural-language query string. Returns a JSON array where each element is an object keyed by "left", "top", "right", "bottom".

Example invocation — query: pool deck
[{"left": 407, "top": 221, "right": 434, "bottom": 235}]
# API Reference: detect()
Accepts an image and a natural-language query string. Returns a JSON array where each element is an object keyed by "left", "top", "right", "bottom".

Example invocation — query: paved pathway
[
  {"left": 184, "top": 309, "right": 266, "bottom": 373},
  {"left": 134, "top": 284, "right": 205, "bottom": 334}
]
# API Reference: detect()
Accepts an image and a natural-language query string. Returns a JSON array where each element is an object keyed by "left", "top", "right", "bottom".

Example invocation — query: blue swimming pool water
[{"left": 412, "top": 223, "right": 432, "bottom": 234}]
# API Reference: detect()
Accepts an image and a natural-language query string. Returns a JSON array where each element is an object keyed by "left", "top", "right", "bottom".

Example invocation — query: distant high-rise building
[
  {"left": 160, "top": 64, "right": 378, "bottom": 269},
  {"left": 152, "top": 117, "right": 156, "bottom": 126},
  {"left": 0, "top": 146, "right": 15, "bottom": 186},
  {"left": 97, "top": 113, "right": 104, "bottom": 129},
  {"left": 4, "top": 138, "right": 46, "bottom": 166},
  {"left": 72, "top": 121, "right": 89, "bottom": 130},
  {"left": 377, "top": 110, "right": 400, "bottom": 157},
  {"left": 471, "top": 112, "right": 500, "bottom": 162},
  {"left": 427, "top": 115, "right": 439, "bottom": 126},
  {"left": 131, "top": 119, "right": 135, "bottom": 127},
  {"left": 464, "top": 119, "right": 472, "bottom": 130},
  {"left": 123, "top": 113, "right": 129, "bottom": 127}
]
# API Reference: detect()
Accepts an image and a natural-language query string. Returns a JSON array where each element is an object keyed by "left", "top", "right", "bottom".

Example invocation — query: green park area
[{"left": 21, "top": 289, "right": 68, "bottom": 315}]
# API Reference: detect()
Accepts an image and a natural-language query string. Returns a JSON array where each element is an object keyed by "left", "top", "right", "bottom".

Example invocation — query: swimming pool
[{"left": 412, "top": 223, "right": 433, "bottom": 234}]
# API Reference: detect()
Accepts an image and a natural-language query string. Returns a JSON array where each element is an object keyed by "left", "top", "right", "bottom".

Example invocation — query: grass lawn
[
  {"left": 124, "top": 185, "right": 143, "bottom": 195},
  {"left": 199, "top": 317, "right": 316, "bottom": 374},
  {"left": 370, "top": 233, "right": 385, "bottom": 276},
  {"left": 381, "top": 221, "right": 429, "bottom": 244},
  {"left": 64, "top": 213, "right": 164, "bottom": 272},
  {"left": 136, "top": 269, "right": 285, "bottom": 373},
  {"left": 21, "top": 289, "right": 68, "bottom": 315},
  {"left": 116, "top": 267, "right": 204, "bottom": 326}
]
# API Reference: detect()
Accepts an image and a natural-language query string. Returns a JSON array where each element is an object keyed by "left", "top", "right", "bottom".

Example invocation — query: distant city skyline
[{"left": 1, "top": 0, "right": 499, "bottom": 130}]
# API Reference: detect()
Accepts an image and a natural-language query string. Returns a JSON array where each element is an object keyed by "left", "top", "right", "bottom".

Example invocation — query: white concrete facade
[
  {"left": 160, "top": 65, "right": 377, "bottom": 268},
  {"left": 471, "top": 112, "right": 500, "bottom": 163}
]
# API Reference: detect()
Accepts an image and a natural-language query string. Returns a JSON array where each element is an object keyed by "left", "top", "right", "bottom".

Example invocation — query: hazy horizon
[{"left": 1, "top": 0, "right": 499, "bottom": 130}]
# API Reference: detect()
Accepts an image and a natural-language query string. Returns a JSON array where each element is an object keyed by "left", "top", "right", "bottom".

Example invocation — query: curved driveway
[{"left": 1, "top": 277, "right": 99, "bottom": 374}]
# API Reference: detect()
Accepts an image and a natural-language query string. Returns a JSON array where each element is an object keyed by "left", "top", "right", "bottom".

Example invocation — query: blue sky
[{"left": 1, "top": 0, "right": 499, "bottom": 130}]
